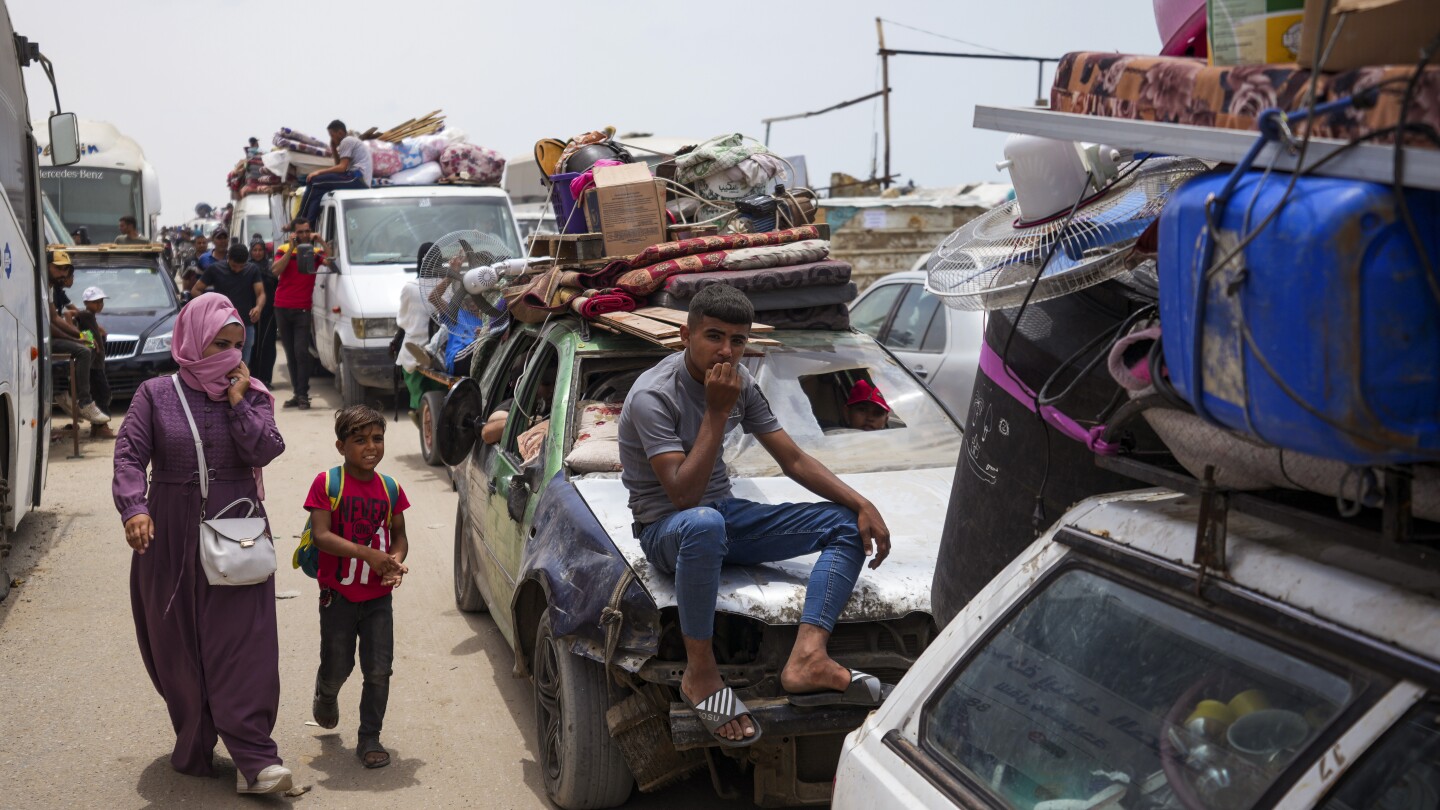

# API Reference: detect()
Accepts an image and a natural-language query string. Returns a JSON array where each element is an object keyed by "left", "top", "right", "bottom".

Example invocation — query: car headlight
[
  {"left": 352, "top": 317, "right": 397, "bottom": 339},
  {"left": 142, "top": 332, "right": 172, "bottom": 354}
]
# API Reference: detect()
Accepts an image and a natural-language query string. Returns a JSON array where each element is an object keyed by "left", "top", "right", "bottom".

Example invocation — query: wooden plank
[
  {"left": 632, "top": 306, "right": 774, "bottom": 333},
  {"left": 599, "top": 312, "right": 680, "bottom": 339},
  {"left": 747, "top": 337, "right": 781, "bottom": 347}
]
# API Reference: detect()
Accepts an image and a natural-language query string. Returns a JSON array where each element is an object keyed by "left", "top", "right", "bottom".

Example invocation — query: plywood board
[{"left": 633, "top": 306, "right": 774, "bottom": 333}]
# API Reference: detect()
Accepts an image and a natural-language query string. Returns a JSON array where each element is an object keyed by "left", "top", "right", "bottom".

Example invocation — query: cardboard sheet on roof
[{"left": 1298, "top": 0, "right": 1440, "bottom": 70}]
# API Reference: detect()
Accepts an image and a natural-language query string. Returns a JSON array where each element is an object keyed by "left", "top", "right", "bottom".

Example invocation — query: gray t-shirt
[
  {"left": 618, "top": 352, "right": 781, "bottom": 524},
  {"left": 337, "top": 136, "right": 373, "bottom": 187}
]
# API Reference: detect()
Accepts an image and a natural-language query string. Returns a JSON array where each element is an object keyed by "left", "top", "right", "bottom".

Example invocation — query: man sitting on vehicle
[
  {"left": 114, "top": 215, "right": 148, "bottom": 245},
  {"left": 297, "top": 119, "right": 373, "bottom": 226},
  {"left": 617, "top": 284, "right": 892, "bottom": 748},
  {"left": 46, "top": 250, "right": 111, "bottom": 427}
]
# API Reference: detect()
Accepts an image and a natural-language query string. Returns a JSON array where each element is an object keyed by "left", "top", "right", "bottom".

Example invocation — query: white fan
[
  {"left": 417, "top": 230, "right": 534, "bottom": 334},
  {"left": 926, "top": 153, "right": 1206, "bottom": 311}
]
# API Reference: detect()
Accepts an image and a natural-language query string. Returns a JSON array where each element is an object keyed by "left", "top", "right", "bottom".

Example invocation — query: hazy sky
[{"left": 15, "top": 0, "right": 1160, "bottom": 223}]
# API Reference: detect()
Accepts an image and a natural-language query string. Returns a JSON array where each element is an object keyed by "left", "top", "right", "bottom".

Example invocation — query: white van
[
  {"left": 228, "top": 193, "right": 280, "bottom": 248},
  {"left": 310, "top": 185, "right": 522, "bottom": 405}
]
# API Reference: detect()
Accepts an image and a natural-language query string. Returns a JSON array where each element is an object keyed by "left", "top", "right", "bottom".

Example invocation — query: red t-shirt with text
[
  {"left": 304, "top": 471, "right": 410, "bottom": 602},
  {"left": 273, "top": 242, "right": 324, "bottom": 310}
]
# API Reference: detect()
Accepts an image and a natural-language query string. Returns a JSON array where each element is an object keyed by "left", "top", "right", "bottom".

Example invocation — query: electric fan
[
  {"left": 925, "top": 155, "right": 1207, "bottom": 311},
  {"left": 416, "top": 230, "right": 534, "bottom": 335}
]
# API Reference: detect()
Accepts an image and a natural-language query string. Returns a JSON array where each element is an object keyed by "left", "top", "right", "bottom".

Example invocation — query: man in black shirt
[
  {"left": 47, "top": 250, "right": 111, "bottom": 426},
  {"left": 191, "top": 243, "right": 267, "bottom": 363}
]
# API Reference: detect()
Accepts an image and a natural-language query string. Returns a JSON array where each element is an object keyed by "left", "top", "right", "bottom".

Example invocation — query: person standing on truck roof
[
  {"left": 271, "top": 217, "right": 325, "bottom": 410},
  {"left": 617, "top": 284, "right": 893, "bottom": 749},
  {"left": 47, "top": 250, "right": 113, "bottom": 427},
  {"left": 297, "top": 120, "right": 372, "bottom": 226},
  {"left": 191, "top": 244, "right": 267, "bottom": 364},
  {"left": 115, "top": 215, "right": 149, "bottom": 244}
]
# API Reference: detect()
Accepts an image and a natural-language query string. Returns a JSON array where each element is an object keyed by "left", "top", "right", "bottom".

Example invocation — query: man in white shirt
[{"left": 297, "top": 119, "right": 373, "bottom": 226}]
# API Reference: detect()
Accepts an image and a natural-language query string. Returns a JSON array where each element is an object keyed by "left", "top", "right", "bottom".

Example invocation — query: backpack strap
[
  {"left": 327, "top": 465, "right": 345, "bottom": 508},
  {"left": 379, "top": 473, "right": 400, "bottom": 527}
]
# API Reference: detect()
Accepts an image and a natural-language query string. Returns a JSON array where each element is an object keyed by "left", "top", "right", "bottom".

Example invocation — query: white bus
[
  {"left": 36, "top": 118, "right": 159, "bottom": 243},
  {"left": 1, "top": 9, "right": 79, "bottom": 583}
]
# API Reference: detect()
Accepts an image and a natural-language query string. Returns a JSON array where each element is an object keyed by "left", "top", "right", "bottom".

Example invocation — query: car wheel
[
  {"left": 420, "top": 391, "right": 444, "bottom": 467},
  {"left": 337, "top": 347, "right": 365, "bottom": 407},
  {"left": 453, "top": 503, "right": 487, "bottom": 613},
  {"left": 533, "top": 611, "right": 633, "bottom": 809}
]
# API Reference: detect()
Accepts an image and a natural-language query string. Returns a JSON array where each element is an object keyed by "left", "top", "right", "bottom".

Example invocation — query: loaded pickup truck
[{"left": 446, "top": 320, "right": 962, "bottom": 807}]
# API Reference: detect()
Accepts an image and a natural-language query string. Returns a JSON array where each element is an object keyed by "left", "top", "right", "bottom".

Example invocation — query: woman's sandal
[
  {"left": 681, "top": 685, "right": 764, "bottom": 749},
  {"left": 788, "top": 669, "right": 893, "bottom": 708},
  {"left": 357, "top": 736, "right": 390, "bottom": 769}
]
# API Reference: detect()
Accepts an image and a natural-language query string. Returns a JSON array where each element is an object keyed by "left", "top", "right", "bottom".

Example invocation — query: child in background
[
  {"left": 304, "top": 405, "right": 410, "bottom": 769},
  {"left": 76, "top": 286, "right": 115, "bottom": 439}
]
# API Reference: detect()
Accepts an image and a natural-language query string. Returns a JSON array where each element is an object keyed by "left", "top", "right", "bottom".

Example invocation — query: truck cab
[{"left": 309, "top": 185, "right": 522, "bottom": 405}]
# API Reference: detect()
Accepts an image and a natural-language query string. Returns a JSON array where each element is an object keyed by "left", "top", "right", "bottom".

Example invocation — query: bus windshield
[
  {"left": 39, "top": 167, "right": 143, "bottom": 243},
  {"left": 342, "top": 197, "right": 521, "bottom": 266}
]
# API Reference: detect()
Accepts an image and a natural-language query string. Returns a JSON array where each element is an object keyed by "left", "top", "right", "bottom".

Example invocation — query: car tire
[
  {"left": 420, "top": 391, "right": 444, "bottom": 467},
  {"left": 453, "top": 503, "right": 487, "bottom": 613},
  {"left": 337, "top": 347, "right": 365, "bottom": 407},
  {"left": 533, "top": 611, "right": 633, "bottom": 810}
]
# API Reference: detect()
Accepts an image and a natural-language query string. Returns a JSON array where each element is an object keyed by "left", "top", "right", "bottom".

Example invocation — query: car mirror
[{"left": 48, "top": 112, "right": 81, "bottom": 166}]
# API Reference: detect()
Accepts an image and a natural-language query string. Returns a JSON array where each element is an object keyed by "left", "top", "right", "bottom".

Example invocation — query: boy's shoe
[
  {"left": 236, "top": 764, "right": 293, "bottom": 795},
  {"left": 312, "top": 694, "right": 339, "bottom": 729},
  {"left": 79, "top": 401, "right": 111, "bottom": 425},
  {"left": 53, "top": 392, "right": 75, "bottom": 415},
  {"left": 89, "top": 424, "right": 117, "bottom": 440},
  {"left": 357, "top": 736, "right": 390, "bottom": 769}
]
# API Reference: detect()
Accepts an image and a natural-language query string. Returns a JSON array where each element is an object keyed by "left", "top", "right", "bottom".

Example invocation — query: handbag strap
[
  {"left": 170, "top": 374, "right": 210, "bottom": 504},
  {"left": 208, "top": 497, "right": 259, "bottom": 520}
]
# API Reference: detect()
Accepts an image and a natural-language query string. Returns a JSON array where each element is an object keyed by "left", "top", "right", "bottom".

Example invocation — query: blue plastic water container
[
  {"left": 548, "top": 172, "right": 588, "bottom": 234},
  {"left": 1158, "top": 171, "right": 1440, "bottom": 465}
]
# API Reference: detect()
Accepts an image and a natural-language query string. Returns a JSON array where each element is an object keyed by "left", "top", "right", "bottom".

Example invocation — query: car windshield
[
  {"left": 71, "top": 266, "right": 173, "bottom": 313},
  {"left": 725, "top": 330, "right": 962, "bottom": 476},
  {"left": 245, "top": 215, "right": 275, "bottom": 244},
  {"left": 922, "top": 569, "right": 1366, "bottom": 810},
  {"left": 343, "top": 197, "right": 521, "bottom": 265}
]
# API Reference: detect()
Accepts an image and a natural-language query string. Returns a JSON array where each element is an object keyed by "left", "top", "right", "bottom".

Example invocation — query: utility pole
[{"left": 876, "top": 17, "right": 892, "bottom": 190}]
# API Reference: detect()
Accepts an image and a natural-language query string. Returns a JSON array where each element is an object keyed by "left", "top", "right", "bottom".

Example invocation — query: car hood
[
  {"left": 575, "top": 466, "right": 953, "bottom": 624},
  {"left": 98, "top": 309, "right": 176, "bottom": 341}
]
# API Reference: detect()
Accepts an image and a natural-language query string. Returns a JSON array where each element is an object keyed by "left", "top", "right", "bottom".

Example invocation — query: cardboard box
[
  {"left": 1298, "top": 0, "right": 1440, "bottom": 70},
  {"left": 1207, "top": 0, "right": 1306, "bottom": 65},
  {"left": 582, "top": 163, "right": 667, "bottom": 257}
]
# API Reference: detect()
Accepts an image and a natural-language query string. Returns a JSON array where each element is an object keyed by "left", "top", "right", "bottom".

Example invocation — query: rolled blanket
[
  {"left": 277, "top": 127, "right": 328, "bottom": 149},
  {"left": 273, "top": 134, "right": 329, "bottom": 157},
  {"left": 570, "top": 289, "right": 637, "bottom": 319},
  {"left": 585, "top": 225, "right": 822, "bottom": 292},
  {"left": 720, "top": 239, "right": 829, "bottom": 271},
  {"left": 663, "top": 259, "right": 853, "bottom": 298}
]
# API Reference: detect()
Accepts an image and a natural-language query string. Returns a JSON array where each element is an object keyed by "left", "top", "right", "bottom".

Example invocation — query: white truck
[
  {"left": 36, "top": 118, "right": 161, "bottom": 242},
  {"left": 309, "top": 185, "right": 523, "bottom": 405}
]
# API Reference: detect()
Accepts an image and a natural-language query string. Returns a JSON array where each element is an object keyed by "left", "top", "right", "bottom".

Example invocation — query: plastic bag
[{"left": 390, "top": 161, "right": 443, "bottom": 186}]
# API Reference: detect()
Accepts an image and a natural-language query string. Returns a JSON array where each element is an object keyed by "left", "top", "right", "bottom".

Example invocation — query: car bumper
[
  {"left": 669, "top": 695, "right": 876, "bottom": 750},
  {"left": 107, "top": 353, "right": 180, "bottom": 398},
  {"left": 342, "top": 346, "right": 398, "bottom": 389}
]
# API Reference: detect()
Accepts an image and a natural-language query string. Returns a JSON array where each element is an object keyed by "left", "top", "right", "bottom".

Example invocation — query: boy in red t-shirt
[{"left": 304, "top": 405, "right": 410, "bottom": 769}]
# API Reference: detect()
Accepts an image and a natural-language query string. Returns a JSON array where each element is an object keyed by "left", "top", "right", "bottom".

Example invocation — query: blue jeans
[
  {"left": 639, "top": 498, "right": 864, "bottom": 640},
  {"left": 242, "top": 324, "right": 256, "bottom": 364},
  {"left": 298, "top": 169, "right": 367, "bottom": 225}
]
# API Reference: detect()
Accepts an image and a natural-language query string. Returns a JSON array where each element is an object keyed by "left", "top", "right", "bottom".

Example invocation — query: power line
[{"left": 878, "top": 17, "right": 1021, "bottom": 58}]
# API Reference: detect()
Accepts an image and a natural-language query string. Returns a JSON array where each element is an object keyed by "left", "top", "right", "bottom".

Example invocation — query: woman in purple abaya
[{"left": 112, "top": 294, "right": 293, "bottom": 795}]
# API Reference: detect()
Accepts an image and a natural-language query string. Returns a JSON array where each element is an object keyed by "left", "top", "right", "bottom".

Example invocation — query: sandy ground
[{"left": 0, "top": 360, "right": 746, "bottom": 809}]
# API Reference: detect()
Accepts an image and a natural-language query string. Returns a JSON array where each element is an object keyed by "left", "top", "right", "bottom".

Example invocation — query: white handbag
[{"left": 172, "top": 374, "right": 277, "bottom": 586}]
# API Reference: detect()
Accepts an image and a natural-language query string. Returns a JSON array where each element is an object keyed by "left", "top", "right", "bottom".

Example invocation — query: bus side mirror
[{"left": 48, "top": 112, "right": 80, "bottom": 166}]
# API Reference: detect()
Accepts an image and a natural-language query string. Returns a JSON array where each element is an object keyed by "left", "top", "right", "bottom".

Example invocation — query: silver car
[{"left": 849, "top": 269, "right": 985, "bottom": 419}]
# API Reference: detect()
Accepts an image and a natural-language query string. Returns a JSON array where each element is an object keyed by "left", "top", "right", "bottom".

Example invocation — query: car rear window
[
  {"left": 71, "top": 266, "right": 172, "bottom": 313},
  {"left": 922, "top": 568, "right": 1367, "bottom": 810}
]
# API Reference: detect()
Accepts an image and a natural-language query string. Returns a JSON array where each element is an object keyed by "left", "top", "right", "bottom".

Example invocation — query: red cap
[{"left": 846, "top": 380, "right": 890, "bottom": 413}]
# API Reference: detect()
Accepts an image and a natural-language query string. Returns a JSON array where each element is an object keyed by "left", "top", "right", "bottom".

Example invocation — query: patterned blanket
[
  {"left": 599, "top": 225, "right": 823, "bottom": 295},
  {"left": 1051, "top": 51, "right": 1440, "bottom": 148},
  {"left": 661, "top": 259, "right": 853, "bottom": 298}
]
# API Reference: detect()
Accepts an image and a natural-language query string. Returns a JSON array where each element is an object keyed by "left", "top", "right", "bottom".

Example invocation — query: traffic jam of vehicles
[{"left": 8, "top": 1, "right": 1440, "bottom": 807}]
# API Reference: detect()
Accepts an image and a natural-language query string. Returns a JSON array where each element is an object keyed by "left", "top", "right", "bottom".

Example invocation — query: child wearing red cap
[{"left": 844, "top": 380, "right": 891, "bottom": 431}]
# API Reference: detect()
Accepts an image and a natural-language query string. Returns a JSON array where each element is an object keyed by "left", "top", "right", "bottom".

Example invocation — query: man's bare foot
[
  {"left": 681, "top": 669, "right": 755, "bottom": 742},
  {"left": 780, "top": 650, "right": 851, "bottom": 695}
]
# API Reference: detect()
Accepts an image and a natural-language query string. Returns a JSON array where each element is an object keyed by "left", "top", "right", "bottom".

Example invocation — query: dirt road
[{"left": 0, "top": 364, "right": 745, "bottom": 808}]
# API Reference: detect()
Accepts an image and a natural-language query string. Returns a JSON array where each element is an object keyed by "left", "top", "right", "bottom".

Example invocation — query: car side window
[
  {"left": 920, "top": 305, "right": 947, "bottom": 353},
  {"left": 850, "top": 282, "right": 904, "bottom": 339},
  {"left": 1319, "top": 695, "right": 1440, "bottom": 808},
  {"left": 502, "top": 346, "right": 558, "bottom": 465},
  {"left": 884, "top": 284, "right": 942, "bottom": 353},
  {"left": 920, "top": 568, "right": 1367, "bottom": 810},
  {"left": 323, "top": 207, "right": 339, "bottom": 263}
]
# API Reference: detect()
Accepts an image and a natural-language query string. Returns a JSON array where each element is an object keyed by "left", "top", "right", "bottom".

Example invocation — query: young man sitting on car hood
[{"left": 617, "top": 284, "right": 893, "bottom": 749}]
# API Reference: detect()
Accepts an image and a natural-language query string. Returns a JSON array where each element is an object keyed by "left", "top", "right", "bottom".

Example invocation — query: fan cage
[{"left": 417, "top": 230, "right": 518, "bottom": 333}]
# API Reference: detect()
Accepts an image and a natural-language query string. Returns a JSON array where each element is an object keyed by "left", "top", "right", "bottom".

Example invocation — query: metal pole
[{"left": 876, "top": 17, "right": 891, "bottom": 190}]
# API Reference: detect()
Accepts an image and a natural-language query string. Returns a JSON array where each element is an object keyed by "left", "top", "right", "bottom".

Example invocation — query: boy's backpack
[{"left": 294, "top": 466, "right": 401, "bottom": 578}]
